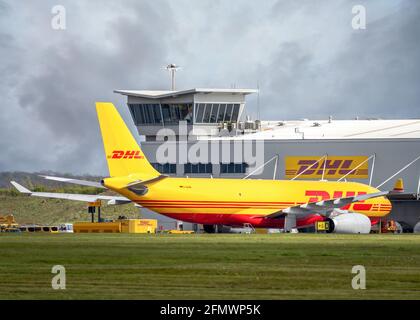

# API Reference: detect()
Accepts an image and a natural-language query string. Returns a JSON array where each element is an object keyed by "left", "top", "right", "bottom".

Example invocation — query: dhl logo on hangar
[{"left": 285, "top": 156, "right": 369, "bottom": 179}]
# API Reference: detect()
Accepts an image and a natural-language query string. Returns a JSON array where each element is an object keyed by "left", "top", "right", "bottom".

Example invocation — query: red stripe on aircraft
[
  {"left": 139, "top": 199, "right": 296, "bottom": 205},
  {"left": 352, "top": 203, "right": 373, "bottom": 211},
  {"left": 144, "top": 205, "right": 287, "bottom": 209}
]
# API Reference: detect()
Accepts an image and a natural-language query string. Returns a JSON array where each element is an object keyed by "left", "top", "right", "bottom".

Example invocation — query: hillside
[{"left": 0, "top": 171, "right": 103, "bottom": 189}]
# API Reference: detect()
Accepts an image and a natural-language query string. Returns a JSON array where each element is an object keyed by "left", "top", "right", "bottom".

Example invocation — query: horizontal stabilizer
[
  {"left": 10, "top": 181, "right": 130, "bottom": 204},
  {"left": 39, "top": 175, "right": 106, "bottom": 189}
]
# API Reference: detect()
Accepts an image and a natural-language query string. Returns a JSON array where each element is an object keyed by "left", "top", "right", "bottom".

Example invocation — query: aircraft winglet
[{"left": 10, "top": 181, "right": 32, "bottom": 194}]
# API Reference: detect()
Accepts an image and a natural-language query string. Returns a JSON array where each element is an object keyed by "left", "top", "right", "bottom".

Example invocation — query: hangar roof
[
  {"left": 205, "top": 119, "right": 420, "bottom": 140},
  {"left": 114, "top": 88, "right": 258, "bottom": 99}
]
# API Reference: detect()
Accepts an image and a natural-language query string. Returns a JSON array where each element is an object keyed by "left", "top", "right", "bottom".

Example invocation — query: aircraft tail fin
[{"left": 95, "top": 102, "right": 159, "bottom": 178}]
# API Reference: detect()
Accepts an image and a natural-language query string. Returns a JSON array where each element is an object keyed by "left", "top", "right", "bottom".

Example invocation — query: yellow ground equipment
[
  {"left": 0, "top": 214, "right": 19, "bottom": 232},
  {"left": 73, "top": 219, "right": 158, "bottom": 234},
  {"left": 167, "top": 230, "right": 195, "bottom": 234},
  {"left": 73, "top": 222, "right": 121, "bottom": 233},
  {"left": 315, "top": 221, "right": 331, "bottom": 233},
  {"left": 255, "top": 228, "right": 268, "bottom": 234},
  {"left": 120, "top": 219, "right": 157, "bottom": 234}
]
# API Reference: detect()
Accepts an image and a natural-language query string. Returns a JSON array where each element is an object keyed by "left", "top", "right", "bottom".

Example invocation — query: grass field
[{"left": 0, "top": 233, "right": 420, "bottom": 300}]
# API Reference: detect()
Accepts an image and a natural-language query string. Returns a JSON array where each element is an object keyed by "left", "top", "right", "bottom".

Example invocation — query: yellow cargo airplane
[{"left": 11, "top": 103, "right": 394, "bottom": 234}]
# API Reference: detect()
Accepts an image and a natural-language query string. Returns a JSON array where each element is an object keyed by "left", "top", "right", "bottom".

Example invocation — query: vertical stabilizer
[{"left": 95, "top": 102, "right": 159, "bottom": 178}]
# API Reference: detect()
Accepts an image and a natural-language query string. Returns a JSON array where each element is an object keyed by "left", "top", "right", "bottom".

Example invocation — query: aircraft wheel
[{"left": 203, "top": 224, "right": 216, "bottom": 233}]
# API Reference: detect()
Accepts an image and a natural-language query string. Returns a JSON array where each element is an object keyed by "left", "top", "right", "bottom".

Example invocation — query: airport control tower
[{"left": 114, "top": 88, "right": 258, "bottom": 140}]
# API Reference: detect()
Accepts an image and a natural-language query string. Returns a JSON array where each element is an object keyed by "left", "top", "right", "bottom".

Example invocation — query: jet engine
[{"left": 326, "top": 212, "right": 371, "bottom": 234}]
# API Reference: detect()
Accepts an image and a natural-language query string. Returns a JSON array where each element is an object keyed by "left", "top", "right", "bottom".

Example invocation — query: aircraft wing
[
  {"left": 39, "top": 175, "right": 106, "bottom": 189},
  {"left": 10, "top": 181, "right": 132, "bottom": 205},
  {"left": 265, "top": 191, "right": 389, "bottom": 219}
]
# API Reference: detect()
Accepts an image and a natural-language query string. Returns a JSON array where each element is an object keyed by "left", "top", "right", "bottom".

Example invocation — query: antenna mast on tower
[
  {"left": 166, "top": 64, "right": 180, "bottom": 91},
  {"left": 257, "top": 81, "right": 260, "bottom": 121}
]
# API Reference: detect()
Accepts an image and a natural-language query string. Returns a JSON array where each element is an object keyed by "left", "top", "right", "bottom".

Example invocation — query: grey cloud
[
  {"left": 0, "top": 0, "right": 419, "bottom": 175},
  {"left": 258, "top": 0, "right": 420, "bottom": 120}
]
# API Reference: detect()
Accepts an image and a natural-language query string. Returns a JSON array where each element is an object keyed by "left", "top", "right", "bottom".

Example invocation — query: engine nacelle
[{"left": 327, "top": 212, "right": 371, "bottom": 234}]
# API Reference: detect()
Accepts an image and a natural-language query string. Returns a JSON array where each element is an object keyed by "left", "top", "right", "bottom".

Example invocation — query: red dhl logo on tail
[{"left": 108, "top": 150, "right": 144, "bottom": 159}]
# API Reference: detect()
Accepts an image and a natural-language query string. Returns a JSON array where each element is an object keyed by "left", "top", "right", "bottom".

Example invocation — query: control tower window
[
  {"left": 193, "top": 103, "right": 241, "bottom": 124},
  {"left": 231, "top": 104, "right": 240, "bottom": 122},
  {"left": 224, "top": 104, "right": 233, "bottom": 122},
  {"left": 202, "top": 104, "right": 212, "bottom": 123},
  {"left": 161, "top": 104, "right": 171, "bottom": 123},
  {"left": 195, "top": 103, "right": 205, "bottom": 123},
  {"left": 170, "top": 105, "right": 180, "bottom": 121},
  {"left": 161, "top": 103, "right": 193, "bottom": 124},
  {"left": 178, "top": 104, "right": 192, "bottom": 123},
  {"left": 210, "top": 104, "right": 219, "bottom": 122},
  {"left": 129, "top": 104, "right": 162, "bottom": 125},
  {"left": 217, "top": 104, "right": 226, "bottom": 122},
  {"left": 152, "top": 104, "right": 163, "bottom": 123}
]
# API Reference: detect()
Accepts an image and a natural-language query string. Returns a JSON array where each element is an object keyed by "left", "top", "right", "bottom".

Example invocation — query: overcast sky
[{"left": 0, "top": 0, "right": 419, "bottom": 175}]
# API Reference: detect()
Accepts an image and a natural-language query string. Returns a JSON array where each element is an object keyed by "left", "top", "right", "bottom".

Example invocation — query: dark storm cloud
[
  {"left": 0, "top": 0, "right": 419, "bottom": 174},
  {"left": 1, "top": 0, "right": 176, "bottom": 174},
  {"left": 331, "top": 2, "right": 420, "bottom": 119},
  {"left": 258, "top": 0, "right": 420, "bottom": 120}
]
